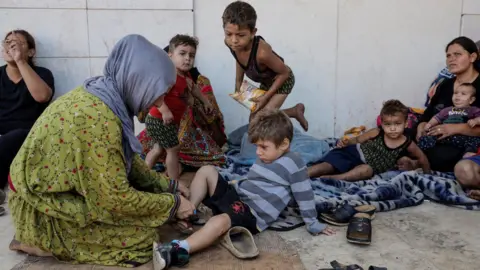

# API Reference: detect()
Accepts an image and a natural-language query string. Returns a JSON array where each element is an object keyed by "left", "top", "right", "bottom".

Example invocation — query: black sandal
[
  {"left": 319, "top": 260, "right": 364, "bottom": 270},
  {"left": 346, "top": 213, "right": 372, "bottom": 245},
  {"left": 368, "top": 266, "right": 387, "bottom": 270},
  {"left": 320, "top": 204, "right": 376, "bottom": 226},
  {"left": 0, "top": 206, "right": 5, "bottom": 216}
]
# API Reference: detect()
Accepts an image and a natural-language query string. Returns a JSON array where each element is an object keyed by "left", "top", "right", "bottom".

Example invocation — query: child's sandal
[
  {"left": 346, "top": 213, "right": 372, "bottom": 245},
  {"left": 320, "top": 204, "right": 376, "bottom": 226},
  {"left": 319, "top": 260, "right": 364, "bottom": 270}
]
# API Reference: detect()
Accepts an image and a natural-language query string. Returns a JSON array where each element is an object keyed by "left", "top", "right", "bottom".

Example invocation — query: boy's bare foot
[
  {"left": 397, "top": 157, "right": 419, "bottom": 171},
  {"left": 9, "top": 238, "right": 53, "bottom": 257},
  {"left": 468, "top": 190, "right": 480, "bottom": 200},
  {"left": 145, "top": 143, "right": 164, "bottom": 169},
  {"left": 293, "top": 103, "right": 308, "bottom": 131}
]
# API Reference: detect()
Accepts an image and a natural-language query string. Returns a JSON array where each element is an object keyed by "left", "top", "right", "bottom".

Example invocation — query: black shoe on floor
[{"left": 153, "top": 242, "right": 189, "bottom": 270}]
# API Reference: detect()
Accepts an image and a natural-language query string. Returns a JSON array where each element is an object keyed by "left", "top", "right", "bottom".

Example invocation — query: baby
[{"left": 418, "top": 83, "right": 480, "bottom": 155}]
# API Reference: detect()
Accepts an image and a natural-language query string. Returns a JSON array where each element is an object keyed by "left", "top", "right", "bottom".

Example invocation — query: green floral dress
[{"left": 8, "top": 87, "right": 179, "bottom": 267}]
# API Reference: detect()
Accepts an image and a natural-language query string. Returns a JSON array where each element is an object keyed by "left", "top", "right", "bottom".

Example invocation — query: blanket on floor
[{"left": 220, "top": 127, "right": 480, "bottom": 231}]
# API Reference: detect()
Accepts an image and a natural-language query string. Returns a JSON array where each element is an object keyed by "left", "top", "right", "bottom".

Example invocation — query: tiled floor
[{"left": 1, "top": 200, "right": 479, "bottom": 270}]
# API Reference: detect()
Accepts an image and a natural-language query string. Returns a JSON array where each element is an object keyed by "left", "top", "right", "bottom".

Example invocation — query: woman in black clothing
[
  {"left": 399, "top": 37, "right": 480, "bottom": 172},
  {"left": 0, "top": 30, "right": 54, "bottom": 205}
]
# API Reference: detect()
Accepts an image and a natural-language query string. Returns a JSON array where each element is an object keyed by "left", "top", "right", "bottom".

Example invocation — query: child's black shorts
[{"left": 202, "top": 173, "right": 259, "bottom": 234}]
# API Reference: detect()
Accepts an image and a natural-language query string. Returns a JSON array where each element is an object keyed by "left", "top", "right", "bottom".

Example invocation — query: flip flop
[
  {"left": 368, "top": 266, "right": 387, "bottom": 270},
  {"left": 219, "top": 226, "right": 259, "bottom": 259},
  {"left": 320, "top": 204, "right": 376, "bottom": 226},
  {"left": 346, "top": 213, "right": 372, "bottom": 245},
  {"left": 0, "top": 206, "right": 5, "bottom": 216},
  {"left": 319, "top": 260, "right": 364, "bottom": 270}
]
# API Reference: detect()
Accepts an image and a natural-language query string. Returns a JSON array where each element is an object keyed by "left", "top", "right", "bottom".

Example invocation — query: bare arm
[
  {"left": 344, "top": 128, "right": 380, "bottom": 146},
  {"left": 17, "top": 61, "right": 53, "bottom": 103},
  {"left": 190, "top": 82, "right": 209, "bottom": 105},
  {"left": 235, "top": 61, "right": 245, "bottom": 92},
  {"left": 425, "top": 117, "right": 440, "bottom": 129},
  {"left": 406, "top": 142, "right": 431, "bottom": 173},
  {"left": 158, "top": 103, "right": 171, "bottom": 114},
  {"left": 257, "top": 43, "right": 290, "bottom": 99}
]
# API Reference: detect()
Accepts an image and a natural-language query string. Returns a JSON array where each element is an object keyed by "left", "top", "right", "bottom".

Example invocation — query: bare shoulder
[{"left": 256, "top": 39, "right": 274, "bottom": 61}]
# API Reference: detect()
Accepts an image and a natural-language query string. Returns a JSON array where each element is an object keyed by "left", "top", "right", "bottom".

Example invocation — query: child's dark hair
[
  {"left": 4, "top": 29, "right": 36, "bottom": 66},
  {"left": 380, "top": 99, "right": 409, "bottom": 120},
  {"left": 222, "top": 1, "right": 257, "bottom": 31},
  {"left": 168, "top": 34, "right": 198, "bottom": 53},
  {"left": 460, "top": 82, "right": 477, "bottom": 95},
  {"left": 248, "top": 109, "right": 293, "bottom": 146}
]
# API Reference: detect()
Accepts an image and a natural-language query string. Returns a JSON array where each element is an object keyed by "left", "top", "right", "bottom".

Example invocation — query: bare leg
[
  {"left": 308, "top": 162, "right": 336, "bottom": 178},
  {"left": 324, "top": 164, "right": 373, "bottom": 182},
  {"left": 185, "top": 214, "right": 231, "bottom": 254},
  {"left": 396, "top": 156, "right": 419, "bottom": 171},
  {"left": 165, "top": 145, "right": 181, "bottom": 180},
  {"left": 189, "top": 165, "right": 219, "bottom": 207},
  {"left": 250, "top": 94, "right": 309, "bottom": 131},
  {"left": 282, "top": 103, "right": 309, "bottom": 131},
  {"left": 9, "top": 239, "right": 52, "bottom": 257},
  {"left": 182, "top": 166, "right": 231, "bottom": 253},
  {"left": 145, "top": 143, "right": 164, "bottom": 169}
]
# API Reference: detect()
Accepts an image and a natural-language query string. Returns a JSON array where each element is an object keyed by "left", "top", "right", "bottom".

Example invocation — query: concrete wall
[{"left": 1, "top": 0, "right": 480, "bottom": 137}]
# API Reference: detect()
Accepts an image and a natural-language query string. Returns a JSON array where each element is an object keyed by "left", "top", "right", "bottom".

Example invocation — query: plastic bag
[{"left": 229, "top": 80, "right": 266, "bottom": 111}]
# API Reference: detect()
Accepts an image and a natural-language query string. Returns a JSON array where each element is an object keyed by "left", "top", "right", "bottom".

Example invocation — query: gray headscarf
[{"left": 84, "top": 34, "right": 176, "bottom": 173}]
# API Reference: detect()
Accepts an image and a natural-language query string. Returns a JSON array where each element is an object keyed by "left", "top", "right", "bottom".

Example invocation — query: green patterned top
[
  {"left": 9, "top": 87, "right": 179, "bottom": 266},
  {"left": 359, "top": 130, "right": 411, "bottom": 175}
]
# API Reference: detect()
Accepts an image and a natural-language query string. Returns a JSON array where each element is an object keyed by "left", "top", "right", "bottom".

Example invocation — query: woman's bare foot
[
  {"left": 9, "top": 239, "right": 53, "bottom": 257},
  {"left": 145, "top": 143, "right": 164, "bottom": 169},
  {"left": 293, "top": 103, "right": 308, "bottom": 131},
  {"left": 467, "top": 190, "right": 480, "bottom": 200},
  {"left": 397, "top": 157, "right": 419, "bottom": 171}
]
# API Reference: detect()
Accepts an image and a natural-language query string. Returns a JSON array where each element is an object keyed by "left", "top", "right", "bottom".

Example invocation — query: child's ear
[
  {"left": 470, "top": 96, "right": 476, "bottom": 104},
  {"left": 252, "top": 28, "right": 257, "bottom": 36},
  {"left": 168, "top": 51, "right": 173, "bottom": 57},
  {"left": 279, "top": 138, "right": 290, "bottom": 151}
]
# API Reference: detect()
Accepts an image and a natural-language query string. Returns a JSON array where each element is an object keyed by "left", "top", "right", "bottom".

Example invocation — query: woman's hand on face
[
  {"left": 426, "top": 124, "right": 456, "bottom": 140},
  {"left": 7, "top": 41, "right": 27, "bottom": 64},
  {"left": 175, "top": 195, "right": 195, "bottom": 220}
]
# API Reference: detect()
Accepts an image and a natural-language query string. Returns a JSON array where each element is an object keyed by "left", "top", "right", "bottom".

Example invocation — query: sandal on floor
[
  {"left": 347, "top": 213, "right": 372, "bottom": 245},
  {"left": 0, "top": 206, "right": 5, "bottom": 216},
  {"left": 368, "top": 266, "right": 387, "bottom": 270},
  {"left": 219, "top": 226, "right": 259, "bottom": 259},
  {"left": 320, "top": 204, "right": 376, "bottom": 226},
  {"left": 319, "top": 260, "right": 364, "bottom": 270}
]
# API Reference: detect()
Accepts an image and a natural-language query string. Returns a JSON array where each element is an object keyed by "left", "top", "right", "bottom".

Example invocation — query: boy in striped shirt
[{"left": 154, "top": 109, "right": 334, "bottom": 269}]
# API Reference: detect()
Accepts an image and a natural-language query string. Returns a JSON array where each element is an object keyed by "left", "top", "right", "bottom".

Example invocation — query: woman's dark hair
[
  {"left": 4, "top": 29, "right": 36, "bottom": 66},
  {"left": 446, "top": 36, "right": 479, "bottom": 59}
]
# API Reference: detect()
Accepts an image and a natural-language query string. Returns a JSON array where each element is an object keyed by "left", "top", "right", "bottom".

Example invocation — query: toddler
[
  {"left": 418, "top": 83, "right": 480, "bottom": 155},
  {"left": 308, "top": 100, "right": 431, "bottom": 181}
]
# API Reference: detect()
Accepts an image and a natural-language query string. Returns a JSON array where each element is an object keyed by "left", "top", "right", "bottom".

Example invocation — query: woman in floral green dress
[{"left": 8, "top": 34, "right": 195, "bottom": 267}]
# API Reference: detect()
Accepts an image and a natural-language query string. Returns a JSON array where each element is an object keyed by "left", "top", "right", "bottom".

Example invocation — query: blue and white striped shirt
[{"left": 233, "top": 152, "right": 326, "bottom": 234}]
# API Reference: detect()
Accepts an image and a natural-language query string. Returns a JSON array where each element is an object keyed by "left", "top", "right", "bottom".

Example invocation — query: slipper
[
  {"left": 219, "top": 226, "right": 259, "bottom": 259},
  {"left": 320, "top": 204, "right": 376, "bottom": 226},
  {"left": 347, "top": 213, "right": 372, "bottom": 245},
  {"left": 0, "top": 206, "right": 5, "bottom": 216},
  {"left": 319, "top": 260, "right": 364, "bottom": 270},
  {"left": 368, "top": 266, "right": 387, "bottom": 270}
]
